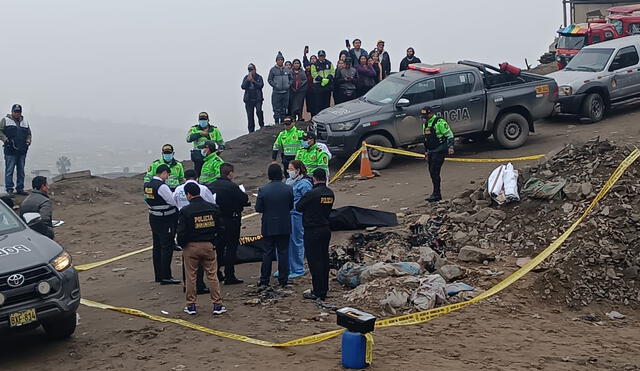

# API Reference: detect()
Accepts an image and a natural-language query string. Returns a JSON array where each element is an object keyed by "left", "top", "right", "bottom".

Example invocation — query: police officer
[
  {"left": 144, "top": 164, "right": 180, "bottom": 285},
  {"left": 272, "top": 116, "right": 304, "bottom": 177},
  {"left": 295, "top": 132, "right": 329, "bottom": 176},
  {"left": 209, "top": 163, "right": 249, "bottom": 285},
  {"left": 177, "top": 182, "right": 227, "bottom": 316},
  {"left": 421, "top": 106, "right": 454, "bottom": 202},
  {"left": 144, "top": 144, "right": 185, "bottom": 190},
  {"left": 199, "top": 141, "right": 225, "bottom": 185},
  {"left": 186, "top": 112, "right": 225, "bottom": 177},
  {"left": 295, "top": 168, "right": 334, "bottom": 301}
]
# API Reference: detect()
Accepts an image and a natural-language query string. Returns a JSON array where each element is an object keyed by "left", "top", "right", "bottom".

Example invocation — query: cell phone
[
  {"left": 345, "top": 39, "right": 350, "bottom": 48},
  {"left": 304, "top": 46, "right": 309, "bottom": 53}
]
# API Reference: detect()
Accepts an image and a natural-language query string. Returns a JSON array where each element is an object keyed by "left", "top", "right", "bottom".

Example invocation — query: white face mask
[{"left": 287, "top": 169, "right": 299, "bottom": 179}]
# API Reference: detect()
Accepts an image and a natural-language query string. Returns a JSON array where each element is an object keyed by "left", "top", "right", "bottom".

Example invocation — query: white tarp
[{"left": 487, "top": 163, "right": 520, "bottom": 205}]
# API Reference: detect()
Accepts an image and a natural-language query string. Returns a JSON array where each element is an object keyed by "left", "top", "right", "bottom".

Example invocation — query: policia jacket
[
  {"left": 144, "top": 159, "right": 185, "bottom": 190},
  {"left": 423, "top": 115, "right": 454, "bottom": 154},
  {"left": 200, "top": 152, "right": 225, "bottom": 185},
  {"left": 295, "top": 144, "right": 329, "bottom": 175},
  {"left": 272, "top": 126, "right": 305, "bottom": 160},
  {"left": 144, "top": 177, "right": 178, "bottom": 217},
  {"left": 295, "top": 183, "right": 335, "bottom": 228},
  {"left": 176, "top": 196, "right": 222, "bottom": 247},
  {"left": 311, "top": 60, "right": 335, "bottom": 90}
]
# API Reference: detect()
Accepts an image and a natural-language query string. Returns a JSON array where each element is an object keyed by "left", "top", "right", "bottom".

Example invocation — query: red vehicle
[
  {"left": 608, "top": 14, "right": 640, "bottom": 36},
  {"left": 556, "top": 22, "right": 620, "bottom": 69},
  {"left": 607, "top": 4, "right": 640, "bottom": 16}
]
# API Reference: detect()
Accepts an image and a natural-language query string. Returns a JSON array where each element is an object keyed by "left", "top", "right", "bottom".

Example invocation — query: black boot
[{"left": 426, "top": 194, "right": 442, "bottom": 202}]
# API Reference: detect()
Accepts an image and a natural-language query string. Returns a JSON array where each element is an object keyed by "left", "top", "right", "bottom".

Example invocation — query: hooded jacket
[
  {"left": 268, "top": 65, "right": 293, "bottom": 93},
  {"left": 241, "top": 73, "right": 265, "bottom": 102},
  {"left": 336, "top": 66, "right": 358, "bottom": 91}
]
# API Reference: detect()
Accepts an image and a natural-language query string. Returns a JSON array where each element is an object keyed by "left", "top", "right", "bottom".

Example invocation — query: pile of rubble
[{"left": 331, "top": 138, "right": 639, "bottom": 313}]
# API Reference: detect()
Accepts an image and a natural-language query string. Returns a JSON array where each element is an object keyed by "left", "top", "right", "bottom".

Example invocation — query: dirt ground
[{"left": 1, "top": 103, "right": 640, "bottom": 370}]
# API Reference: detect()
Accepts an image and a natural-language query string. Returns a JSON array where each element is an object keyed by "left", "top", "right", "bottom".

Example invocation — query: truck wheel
[
  {"left": 43, "top": 312, "right": 77, "bottom": 340},
  {"left": 363, "top": 134, "right": 394, "bottom": 170},
  {"left": 493, "top": 113, "right": 528, "bottom": 149},
  {"left": 581, "top": 93, "right": 605, "bottom": 122}
]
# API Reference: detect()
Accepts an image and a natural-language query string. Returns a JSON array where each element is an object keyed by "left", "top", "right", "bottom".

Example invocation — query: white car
[{"left": 549, "top": 35, "right": 640, "bottom": 122}]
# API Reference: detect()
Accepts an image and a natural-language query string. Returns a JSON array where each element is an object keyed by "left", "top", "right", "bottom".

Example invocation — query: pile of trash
[{"left": 332, "top": 138, "right": 639, "bottom": 312}]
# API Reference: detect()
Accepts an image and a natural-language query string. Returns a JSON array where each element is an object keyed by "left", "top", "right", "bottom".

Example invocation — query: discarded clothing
[{"left": 329, "top": 206, "right": 398, "bottom": 231}]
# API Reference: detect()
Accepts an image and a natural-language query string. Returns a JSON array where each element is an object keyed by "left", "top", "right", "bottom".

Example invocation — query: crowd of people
[
  {"left": 142, "top": 112, "right": 335, "bottom": 315},
  {"left": 242, "top": 40, "right": 423, "bottom": 132}
]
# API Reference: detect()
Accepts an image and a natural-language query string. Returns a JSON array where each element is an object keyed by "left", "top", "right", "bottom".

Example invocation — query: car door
[
  {"left": 608, "top": 45, "right": 640, "bottom": 100},
  {"left": 394, "top": 78, "right": 442, "bottom": 144},
  {"left": 440, "top": 72, "right": 486, "bottom": 135}
]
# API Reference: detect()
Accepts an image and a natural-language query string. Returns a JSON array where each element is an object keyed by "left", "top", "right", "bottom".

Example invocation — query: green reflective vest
[
  {"left": 186, "top": 124, "right": 225, "bottom": 150},
  {"left": 295, "top": 144, "right": 329, "bottom": 175},
  {"left": 200, "top": 152, "right": 224, "bottom": 184},
  {"left": 273, "top": 126, "right": 305, "bottom": 156},
  {"left": 144, "top": 159, "right": 185, "bottom": 189},
  {"left": 422, "top": 115, "right": 454, "bottom": 153}
]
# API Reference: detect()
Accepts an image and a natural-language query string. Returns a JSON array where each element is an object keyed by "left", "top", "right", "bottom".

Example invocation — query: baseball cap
[
  {"left": 203, "top": 140, "right": 218, "bottom": 152},
  {"left": 420, "top": 106, "right": 432, "bottom": 117},
  {"left": 162, "top": 144, "right": 174, "bottom": 154},
  {"left": 317, "top": 50, "right": 326, "bottom": 56},
  {"left": 198, "top": 112, "right": 209, "bottom": 120},
  {"left": 11, "top": 104, "right": 22, "bottom": 112},
  {"left": 303, "top": 131, "right": 317, "bottom": 141},
  {"left": 156, "top": 164, "right": 171, "bottom": 175}
]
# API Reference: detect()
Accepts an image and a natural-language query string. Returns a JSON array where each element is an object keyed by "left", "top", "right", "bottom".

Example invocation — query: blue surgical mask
[
  {"left": 302, "top": 141, "right": 310, "bottom": 149},
  {"left": 199, "top": 120, "right": 208, "bottom": 128},
  {"left": 163, "top": 154, "right": 174, "bottom": 162},
  {"left": 201, "top": 149, "right": 208, "bottom": 157}
]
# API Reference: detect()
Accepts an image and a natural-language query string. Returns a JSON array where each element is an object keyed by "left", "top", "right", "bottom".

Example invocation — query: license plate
[{"left": 9, "top": 308, "right": 37, "bottom": 327}]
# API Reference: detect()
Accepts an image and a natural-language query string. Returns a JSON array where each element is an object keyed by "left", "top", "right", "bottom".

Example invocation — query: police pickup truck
[
  {"left": 0, "top": 197, "right": 79, "bottom": 339},
  {"left": 313, "top": 61, "right": 558, "bottom": 169}
]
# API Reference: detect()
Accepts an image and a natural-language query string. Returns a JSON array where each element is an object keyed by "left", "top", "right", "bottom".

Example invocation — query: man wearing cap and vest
[
  {"left": 272, "top": 116, "right": 304, "bottom": 177},
  {"left": 295, "top": 132, "right": 329, "bottom": 177},
  {"left": 144, "top": 164, "right": 181, "bottom": 285},
  {"left": 186, "top": 112, "right": 225, "bottom": 177},
  {"left": 0, "top": 104, "right": 32, "bottom": 196},
  {"left": 421, "top": 106, "right": 454, "bottom": 203},
  {"left": 311, "top": 50, "right": 335, "bottom": 112},
  {"left": 199, "top": 141, "right": 225, "bottom": 185},
  {"left": 144, "top": 144, "right": 185, "bottom": 190}
]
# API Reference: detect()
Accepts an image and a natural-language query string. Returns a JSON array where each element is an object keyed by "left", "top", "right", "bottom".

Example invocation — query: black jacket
[
  {"left": 255, "top": 180, "right": 293, "bottom": 236},
  {"left": 296, "top": 183, "right": 334, "bottom": 228},
  {"left": 208, "top": 176, "right": 249, "bottom": 217},
  {"left": 241, "top": 73, "right": 265, "bottom": 102},
  {"left": 399, "top": 56, "right": 422, "bottom": 71},
  {"left": 177, "top": 196, "right": 222, "bottom": 247},
  {"left": 370, "top": 49, "right": 391, "bottom": 78}
]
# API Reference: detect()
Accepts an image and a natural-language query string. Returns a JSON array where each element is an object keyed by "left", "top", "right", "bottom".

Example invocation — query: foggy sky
[{"left": 2, "top": 0, "right": 563, "bottom": 145}]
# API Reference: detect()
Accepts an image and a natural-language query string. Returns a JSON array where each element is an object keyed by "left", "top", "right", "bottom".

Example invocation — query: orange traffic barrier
[{"left": 359, "top": 142, "right": 375, "bottom": 179}]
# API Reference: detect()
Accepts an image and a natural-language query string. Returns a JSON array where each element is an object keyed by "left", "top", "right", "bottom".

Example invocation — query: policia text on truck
[{"left": 312, "top": 61, "right": 558, "bottom": 169}]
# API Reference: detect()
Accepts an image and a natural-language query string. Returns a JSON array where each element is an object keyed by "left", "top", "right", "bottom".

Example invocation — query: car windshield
[
  {"left": 609, "top": 19, "right": 624, "bottom": 34},
  {"left": 0, "top": 202, "right": 25, "bottom": 235},
  {"left": 362, "top": 77, "right": 409, "bottom": 104},
  {"left": 557, "top": 35, "right": 586, "bottom": 50},
  {"left": 564, "top": 48, "right": 614, "bottom": 72}
]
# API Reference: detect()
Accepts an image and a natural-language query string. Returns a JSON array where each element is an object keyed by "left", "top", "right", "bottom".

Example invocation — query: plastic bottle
[{"left": 341, "top": 330, "right": 367, "bottom": 369}]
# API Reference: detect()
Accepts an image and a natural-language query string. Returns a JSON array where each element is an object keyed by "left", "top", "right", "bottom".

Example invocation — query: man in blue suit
[{"left": 255, "top": 164, "right": 294, "bottom": 288}]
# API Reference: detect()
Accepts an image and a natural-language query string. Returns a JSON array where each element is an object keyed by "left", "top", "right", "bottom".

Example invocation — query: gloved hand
[
  {"left": 321, "top": 78, "right": 329, "bottom": 87},
  {"left": 315, "top": 75, "right": 322, "bottom": 82},
  {"left": 327, "top": 75, "right": 334, "bottom": 82}
]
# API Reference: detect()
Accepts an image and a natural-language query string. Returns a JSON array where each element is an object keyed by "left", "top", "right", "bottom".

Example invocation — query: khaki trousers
[{"left": 183, "top": 241, "right": 222, "bottom": 306}]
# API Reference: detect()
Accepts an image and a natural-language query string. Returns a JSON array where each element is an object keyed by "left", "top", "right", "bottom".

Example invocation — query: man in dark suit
[
  {"left": 255, "top": 164, "right": 294, "bottom": 288},
  {"left": 208, "top": 163, "right": 249, "bottom": 285}
]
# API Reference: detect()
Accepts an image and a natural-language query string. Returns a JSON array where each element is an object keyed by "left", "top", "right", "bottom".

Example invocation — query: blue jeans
[
  {"left": 5, "top": 153, "right": 26, "bottom": 192},
  {"left": 288, "top": 212, "right": 305, "bottom": 275}
]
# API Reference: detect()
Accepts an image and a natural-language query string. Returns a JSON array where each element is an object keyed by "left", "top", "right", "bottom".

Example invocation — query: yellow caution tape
[
  {"left": 365, "top": 332, "right": 374, "bottom": 364},
  {"left": 80, "top": 298, "right": 344, "bottom": 347},
  {"left": 75, "top": 212, "right": 260, "bottom": 272},
  {"left": 375, "top": 148, "right": 640, "bottom": 328},
  {"left": 364, "top": 143, "right": 545, "bottom": 162},
  {"left": 77, "top": 149, "right": 639, "bottom": 351},
  {"left": 329, "top": 144, "right": 364, "bottom": 184},
  {"left": 75, "top": 246, "right": 153, "bottom": 272}
]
